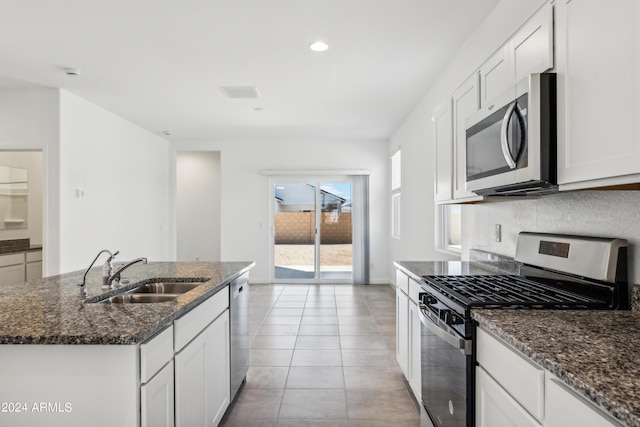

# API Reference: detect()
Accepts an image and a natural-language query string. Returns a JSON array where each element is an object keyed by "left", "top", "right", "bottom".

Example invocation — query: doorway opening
[{"left": 272, "top": 180, "right": 353, "bottom": 282}]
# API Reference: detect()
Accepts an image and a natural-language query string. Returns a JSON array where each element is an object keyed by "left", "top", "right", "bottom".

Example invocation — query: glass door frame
[{"left": 269, "top": 175, "right": 354, "bottom": 284}]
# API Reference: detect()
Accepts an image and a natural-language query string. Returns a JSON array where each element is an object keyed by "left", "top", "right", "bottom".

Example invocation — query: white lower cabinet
[
  {"left": 476, "top": 366, "right": 542, "bottom": 427},
  {"left": 0, "top": 262, "right": 25, "bottom": 286},
  {"left": 0, "top": 249, "right": 43, "bottom": 285},
  {"left": 395, "top": 269, "right": 422, "bottom": 402},
  {"left": 26, "top": 250, "right": 43, "bottom": 281},
  {"left": 476, "top": 326, "right": 623, "bottom": 427},
  {"left": 0, "top": 253, "right": 25, "bottom": 286},
  {"left": 142, "top": 361, "right": 175, "bottom": 427},
  {"left": 175, "top": 310, "right": 230, "bottom": 427},
  {"left": 396, "top": 286, "right": 409, "bottom": 376}
]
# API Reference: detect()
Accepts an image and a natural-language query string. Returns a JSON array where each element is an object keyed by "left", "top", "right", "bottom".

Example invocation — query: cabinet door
[
  {"left": 480, "top": 45, "right": 511, "bottom": 107},
  {"left": 433, "top": 98, "right": 454, "bottom": 203},
  {"left": 26, "top": 261, "right": 42, "bottom": 282},
  {"left": 0, "top": 263, "right": 25, "bottom": 286},
  {"left": 453, "top": 74, "right": 483, "bottom": 200},
  {"left": 408, "top": 300, "right": 421, "bottom": 401},
  {"left": 511, "top": 3, "right": 554, "bottom": 83},
  {"left": 476, "top": 367, "right": 542, "bottom": 427},
  {"left": 141, "top": 361, "right": 174, "bottom": 427},
  {"left": 396, "top": 287, "right": 409, "bottom": 377},
  {"left": 175, "top": 310, "right": 230, "bottom": 427},
  {"left": 395, "top": 268, "right": 409, "bottom": 294},
  {"left": 556, "top": 0, "right": 640, "bottom": 188},
  {"left": 546, "top": 377, "right": 621, "bottom": 427}
]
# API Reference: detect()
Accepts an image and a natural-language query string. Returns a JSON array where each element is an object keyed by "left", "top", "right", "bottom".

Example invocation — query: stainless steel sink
[
  {"left": 105, "top": 294, "right": 179, "bottom": 304},
  {"left": 98, "top": 281, "right": 204, "bottom": 303},
  {"left": 130, "top": 282, "right": 202, "bottom": 294}
]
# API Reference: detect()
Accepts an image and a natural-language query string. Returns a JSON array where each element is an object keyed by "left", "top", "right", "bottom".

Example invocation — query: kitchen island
[{"left": 0, "top": 261, "right": 254, "bottom": 427}]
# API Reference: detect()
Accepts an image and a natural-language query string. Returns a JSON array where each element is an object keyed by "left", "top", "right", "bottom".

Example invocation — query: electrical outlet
[{"left": 495, "top": 224, "right": 502, "bottom": 242}]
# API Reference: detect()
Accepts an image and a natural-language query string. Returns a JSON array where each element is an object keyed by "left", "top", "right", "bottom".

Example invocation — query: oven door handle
[{"left": 419, "top": 308, "right": 469, "bottom": 354}]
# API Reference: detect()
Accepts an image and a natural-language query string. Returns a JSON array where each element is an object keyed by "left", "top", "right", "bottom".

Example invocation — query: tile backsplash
[{"left": 462, "top": 190, "right": 640, "bottom": 284}]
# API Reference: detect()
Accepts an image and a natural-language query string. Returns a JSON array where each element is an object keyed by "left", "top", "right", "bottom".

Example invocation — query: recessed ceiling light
[
  {"left": 309, "top": 41, "right": 329, "bottom": 52},
  {"left": 63, "top": 67, "right": 82, "bottom": 76}
]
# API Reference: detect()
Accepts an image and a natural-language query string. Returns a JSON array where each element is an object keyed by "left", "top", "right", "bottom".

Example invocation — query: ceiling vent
[{"left": 220, "top": 86, "right": 260, "bottom": 99}]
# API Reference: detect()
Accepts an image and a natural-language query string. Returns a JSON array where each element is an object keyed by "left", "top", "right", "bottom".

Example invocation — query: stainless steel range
[{"left": 418, "top": 232, "right": 629, "bottom": 427}]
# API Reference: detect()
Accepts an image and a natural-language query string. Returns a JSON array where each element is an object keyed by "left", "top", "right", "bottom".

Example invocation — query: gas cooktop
[{"left": 421, "top": 274, "right": 609, "bottom": 309}]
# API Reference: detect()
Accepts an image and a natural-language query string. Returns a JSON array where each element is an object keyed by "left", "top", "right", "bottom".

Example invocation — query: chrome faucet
[
  {"left": 106, "top": 257, "right": 148, "bottom": 288},
  {"left": 79, "top": 249, "right": 119, "bottom": 298}
]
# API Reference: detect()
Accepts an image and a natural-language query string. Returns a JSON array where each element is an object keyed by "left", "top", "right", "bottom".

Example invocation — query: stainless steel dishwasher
[{"left": 229, "top": 272, "right": 249, "bottom": 401}]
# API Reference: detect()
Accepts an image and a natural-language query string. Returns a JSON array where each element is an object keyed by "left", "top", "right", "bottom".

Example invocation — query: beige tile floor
[{"left": 220, "top": 283, "right": 425, "bottom": 427}]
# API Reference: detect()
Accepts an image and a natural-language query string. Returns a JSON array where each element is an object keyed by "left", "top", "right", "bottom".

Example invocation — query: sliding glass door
[{"left": 272, "top": 180, "right": 353, "bottom": 282}]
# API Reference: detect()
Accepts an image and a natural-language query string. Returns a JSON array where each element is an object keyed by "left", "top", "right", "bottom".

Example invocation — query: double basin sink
[{"left": 102, "top": 281, "right": 203, "bottom": 304}]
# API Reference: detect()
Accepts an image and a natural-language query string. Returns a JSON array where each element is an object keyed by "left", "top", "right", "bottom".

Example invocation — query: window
[
  {"left": 438, "top": 204, "right": 461, "bottom": 253},
  {"left": 391, "top": 150, "right": 401, "bottom": 239}
]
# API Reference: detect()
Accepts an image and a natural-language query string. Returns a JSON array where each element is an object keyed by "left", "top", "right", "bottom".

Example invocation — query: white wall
[
  {"left": 59, "top": 90, "right": 171, "bottom": 273},
  {"left": 0, "top": 151, "right": 43, "bottom": 244},
  {"left": 171, "top": 138, "right": 389, "bottom": 284},
  {"left": 389, "top": 0, "right": 545, "bottom": 270},
  {"left": 176, "top": 151, "right": 221, "bottom": 262},
  {"left": 0, "top": 88, "right": 60, "bottom": 275}
]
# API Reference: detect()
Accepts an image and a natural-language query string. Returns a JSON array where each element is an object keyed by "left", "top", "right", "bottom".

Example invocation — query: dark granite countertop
[
  {"left": 394, "top": 259, "right": 520, "bottom": 280},
  {"left": 0, "top": 261, "right": 254, "bottom": 345},
  {"left": 474, "top": 310, "right": 640, "bottom": 427}
]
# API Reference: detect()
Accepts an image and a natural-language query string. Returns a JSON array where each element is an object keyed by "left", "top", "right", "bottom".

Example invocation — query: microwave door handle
[
  {"left": 500, "top": 101, "right": 518, "bottom": 169},
  {"left": 512, "top": 105, "right": 528, "bottom": 164}
]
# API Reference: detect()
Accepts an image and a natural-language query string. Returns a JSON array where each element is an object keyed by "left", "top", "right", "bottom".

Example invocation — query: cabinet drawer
[
  {"left": 409, "top": 278, "right": 421, "bottom": 304},
  {"left": 174, "top": 286, "right": 229, "bottom": 352},
  {"left": 396, "top": 269, "right": 409, "bottom": 294},
  {"left": 26, "top": 250, "right": 42, "bottom": 263},
  {"left": 140, "top": 325, "right": 174, "bottom": 384},
  {"left": 0, "top": 253, "right": 24, "bottom": 267},
  {"left": 476, "top": 327, "right": 544, "bottom": 421},
  {"left": 546, "top": 376, "right": 621, "bottom": 427}
]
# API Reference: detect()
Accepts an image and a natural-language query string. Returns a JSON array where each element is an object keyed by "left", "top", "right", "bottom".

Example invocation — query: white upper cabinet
[
  {"left": 480, "top": 45, "right": 511, "bottom": 108},
  {"left": 453, "top": 74, "right": 483, "bottom": 201},
  {"left": 480, "top": 3, "right": 554, "bottom": 107},
  {"left": 511, "top": 3, "right": 554, "bottom": 83},
  {"left": 433, "top": 98, "right": 454, "bottom": 203},
  {"left": 556, "top": 0, "right": 640, "bottom": 189}
]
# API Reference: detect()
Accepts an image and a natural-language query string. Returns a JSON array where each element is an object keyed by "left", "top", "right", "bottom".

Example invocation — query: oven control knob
[
  {"left": 420, "top": 294, "right": 437, "bottom": 305},
  {"left": 444, "top": 311, "right": 463, "bottom": 326}
]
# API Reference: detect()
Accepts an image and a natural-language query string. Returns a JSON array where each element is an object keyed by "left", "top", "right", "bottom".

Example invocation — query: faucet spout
[
  {"left": 79, "top": 249, "right": 118, "bottom": 298},
  {"left": 107, "top": 257, "right": 148, "bottom": 288}
]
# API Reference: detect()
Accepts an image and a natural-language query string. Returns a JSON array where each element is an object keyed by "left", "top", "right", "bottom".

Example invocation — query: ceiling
[{"left": 0, "top": 0, "right": 499, "bottom": 141}]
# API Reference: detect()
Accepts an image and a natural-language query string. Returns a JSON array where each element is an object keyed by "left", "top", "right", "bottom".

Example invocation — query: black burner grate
[{"left": 421, "top": 275, "right": 607, "bottom": 308}]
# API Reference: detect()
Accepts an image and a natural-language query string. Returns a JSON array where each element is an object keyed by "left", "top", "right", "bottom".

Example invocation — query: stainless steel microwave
[{"left": 465, "top": 73, "right": 557, "bottom": 196}]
